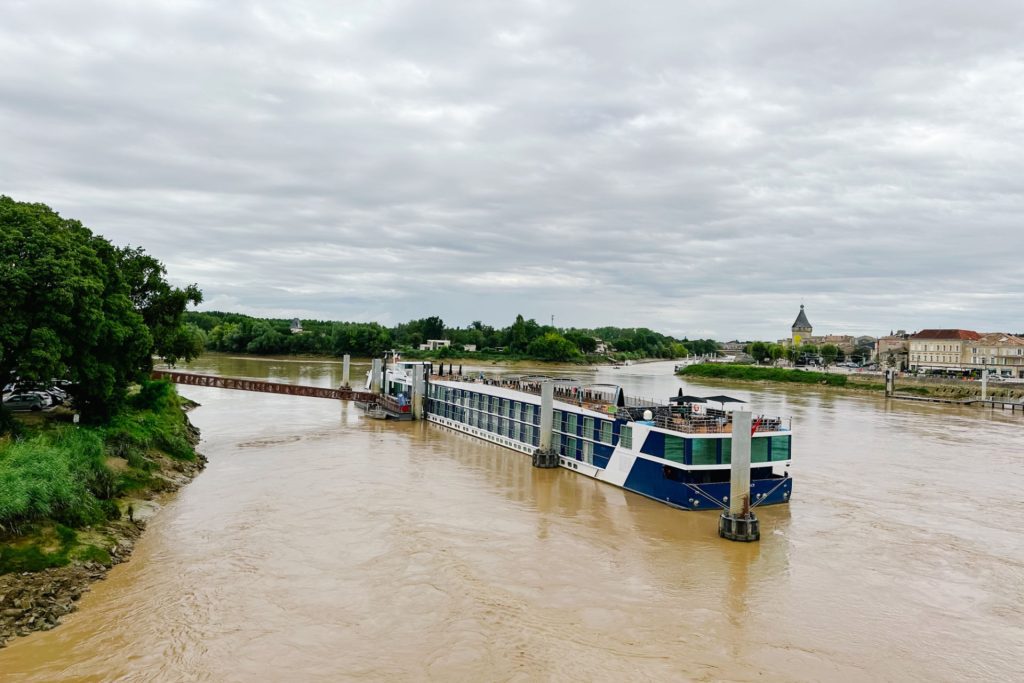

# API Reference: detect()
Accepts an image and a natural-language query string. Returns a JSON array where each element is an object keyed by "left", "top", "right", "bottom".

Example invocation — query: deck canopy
[
  {"left": 703, "top": 395, "right": 745, "bottom": 404},
  {"left": 703, "top": 395, "right": 746, "bottom": 411},
  {"left": 670, "top": 395, "right": 708, "bottom": 405}
]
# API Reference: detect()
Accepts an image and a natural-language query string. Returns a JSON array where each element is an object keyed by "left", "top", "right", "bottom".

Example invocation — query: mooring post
[
  {"left": 982, "top": 370, "right": 988, "bottom": 401},
  {"left": 370, "top": 358, "right": 383, "bottom": 394},
  {"left": 342, "top": 354, "right": 351, "bottom": 388},
  {"left": 532, "top": 381, "right": 559, "bottom": 468},
  {"left": 412, "top": 365, "right": 425, "bottom": 419},
  {"left": 719, "top": 410, "right": 760, "bottom": 542},
  {"left": 885, "top": 368, "right": 895, "bottom": 397}
]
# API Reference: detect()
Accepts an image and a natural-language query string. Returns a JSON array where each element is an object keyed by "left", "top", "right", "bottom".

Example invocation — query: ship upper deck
[{"left": 428, "top": 372, "right": 791, "bottom": 435}]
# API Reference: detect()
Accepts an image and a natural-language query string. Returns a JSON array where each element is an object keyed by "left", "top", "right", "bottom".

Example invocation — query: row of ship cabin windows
[
  {"left": 427, "top": 389, "right": 617, "bottom": 444},
  {"left": 620, "top": 426, "right": 791, "bottom": 465},
  {"left": 429, "top": 387, "right": 542, "bottom": 425},
  {"left": 427, "top": 401, "right": 618, "bottom": 447}
]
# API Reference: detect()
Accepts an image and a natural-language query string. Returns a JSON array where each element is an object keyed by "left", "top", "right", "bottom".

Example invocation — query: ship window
[
  {"left": 583, "top": 417, "right": 594, "bottom": 439},
  {"left": 553, "top": 410, "right": 563, "bottom": 432},
  {"left": 691, "top": 439, "right": 718, "bottom": 466},
  {"left": 751, "top": 437, "right": 770, "bottom": 463},
  {"left": 620, "top": 426, "right": 632, "bottom": 449},
  {"left": 566, "top": 414, "right": 577, "bottom": 434},
  {"left": 565, "top": 437, "right": 577, "bottom": 458},
  {"left": 770, "top": 436, "right": 791, "bottom": 460},
  {"left": 664, "top": 435, "right": 685, "bottom": 463},
  {"left": 600, "top": 422, "right": 613, "bottom": 444},
  {"left": 583, "top": 441, "right": 594, "bottom": 464}
]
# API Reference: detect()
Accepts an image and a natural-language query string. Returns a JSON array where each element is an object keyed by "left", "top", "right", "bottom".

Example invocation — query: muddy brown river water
[{"left": 1, "top": 355, "right": 1022, "bottom": 681}]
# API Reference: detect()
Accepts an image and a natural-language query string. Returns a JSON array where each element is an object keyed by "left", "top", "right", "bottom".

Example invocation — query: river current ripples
[{"left": 1, "top": 355, "right": 1022, "bottom": 681}]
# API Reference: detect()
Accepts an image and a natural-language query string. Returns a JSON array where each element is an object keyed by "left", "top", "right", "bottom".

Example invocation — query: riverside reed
[{"left": 0, "top": 380, "right": 199, "bottom": 574}]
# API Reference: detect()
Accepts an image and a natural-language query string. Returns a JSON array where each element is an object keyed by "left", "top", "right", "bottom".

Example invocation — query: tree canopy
[
  {"left": 0, "top": 196, "right": 202, "bottom": 420},
  {"left": 190, "top": 309, "right": 718, "bottom": 362}
]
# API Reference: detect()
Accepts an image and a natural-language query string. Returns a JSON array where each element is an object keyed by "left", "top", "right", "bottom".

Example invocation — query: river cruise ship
[{"left": 377, "top": 362, "right": 793, "bottom": 511}]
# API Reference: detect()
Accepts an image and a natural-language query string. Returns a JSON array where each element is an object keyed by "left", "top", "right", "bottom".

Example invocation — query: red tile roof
[{"left": 910, "top": 329, "right": 982, "bottom": 340}]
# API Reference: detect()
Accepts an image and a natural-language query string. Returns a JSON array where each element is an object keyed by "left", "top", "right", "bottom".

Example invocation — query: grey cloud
[{"left": 2, "top": 0, "right": 1023, "bottom": 340}]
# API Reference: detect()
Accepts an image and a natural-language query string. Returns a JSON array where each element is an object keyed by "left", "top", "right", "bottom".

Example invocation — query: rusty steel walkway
[{"left": 151, "top": 370, "right": 413, "bottom": 417}]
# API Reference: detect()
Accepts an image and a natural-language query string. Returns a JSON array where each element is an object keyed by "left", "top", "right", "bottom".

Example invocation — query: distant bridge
[{"left": 151, "top": 370, "right": 411, "bottom": 415}]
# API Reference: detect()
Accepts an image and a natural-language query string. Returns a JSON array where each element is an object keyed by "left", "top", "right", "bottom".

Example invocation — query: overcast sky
[{"left": 3, "top": 1, "right": 1023, "bottom": 340}]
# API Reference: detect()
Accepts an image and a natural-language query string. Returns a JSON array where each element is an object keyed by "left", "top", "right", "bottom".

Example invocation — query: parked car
[
  {"left": 29, "top": 391, "right": 54, "bottom": 407},
  {"left": 2, "top": 393, "right": 46, "bottom": 411}
]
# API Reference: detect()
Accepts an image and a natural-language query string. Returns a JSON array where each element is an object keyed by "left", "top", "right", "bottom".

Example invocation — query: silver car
[{"left": 3, "top": 393, "right": 46, "bottom": 411}]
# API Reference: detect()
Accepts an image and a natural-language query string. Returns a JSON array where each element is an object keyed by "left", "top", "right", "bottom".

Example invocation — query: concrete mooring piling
[
  {"left": 982, "top": 370, "right": 989, "bottom": 401},
  {"left": 342, "top": 354, "right": 351, "bottom": 388},
  {"left": 719, "top": 410, "right": 760, "bottom": 542},
  {"left": 412, "top": 365, "right": 425, "bottom": 419},
  {"left": 370, "top": 358, "right": 383, "bottom": 394},
  {"left": 885, "top": 368, "right": 896, "bottom": 397},
  {"left": 532, "top": 381, "right": 559, "bottom": 468}
]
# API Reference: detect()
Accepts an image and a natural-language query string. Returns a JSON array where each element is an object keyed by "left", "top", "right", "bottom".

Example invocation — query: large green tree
[
  {"left": 526, "top": 332, "right": 580, "bottom": 361},
  {"left": 0, "top": 196, "right": 202, "bottom": 420}
]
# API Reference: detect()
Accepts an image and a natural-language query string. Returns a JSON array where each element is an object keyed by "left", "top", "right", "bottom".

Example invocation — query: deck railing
[{"left": 653, "top": 414, "right": 790, "bottom": 435}]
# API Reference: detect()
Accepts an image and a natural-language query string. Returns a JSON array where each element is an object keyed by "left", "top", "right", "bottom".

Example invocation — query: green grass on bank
[
  {"left": 678, "top": 364, "right": 1024, "bottom": 401},
  {"left": 0, "top": 380, "right": 197, "bottom": 574},
  {"left": 678, "top": 364, "right": 849, "bottom": 386}
]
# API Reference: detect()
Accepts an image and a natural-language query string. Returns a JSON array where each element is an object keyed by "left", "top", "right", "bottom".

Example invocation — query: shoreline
[
  {"left": 678, "top": 365, "right": 1024, "bottom": 401},
  {"left": 0, "top": 410, "right": 206, "bottom": 648}
]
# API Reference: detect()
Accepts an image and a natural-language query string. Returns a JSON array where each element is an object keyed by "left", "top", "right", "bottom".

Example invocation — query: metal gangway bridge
[{"left": 151, "top": 370, "right": 413, "bottom": 417}]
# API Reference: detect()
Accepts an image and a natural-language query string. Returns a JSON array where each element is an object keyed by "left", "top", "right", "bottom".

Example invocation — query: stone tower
[{"left": 791, "top": 305, "right": 812, "bottom": 346}]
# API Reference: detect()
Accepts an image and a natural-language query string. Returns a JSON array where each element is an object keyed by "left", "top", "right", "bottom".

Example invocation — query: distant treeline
[{"left": 184, "top": 312, "right": 719, "bottom": 362}]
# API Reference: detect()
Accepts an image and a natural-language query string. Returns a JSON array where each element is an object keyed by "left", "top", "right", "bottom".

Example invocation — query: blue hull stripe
[{"left": 623, "top": 457, "right": 792, "bottom": 510}]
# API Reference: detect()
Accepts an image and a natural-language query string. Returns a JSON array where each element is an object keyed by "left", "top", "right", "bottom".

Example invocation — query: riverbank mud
[{"left": 0, "top": 414, "right": 206, "bottom": 647}]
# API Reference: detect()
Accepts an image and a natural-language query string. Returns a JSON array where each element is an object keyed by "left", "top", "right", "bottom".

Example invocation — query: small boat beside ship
[{"left": 368, "top": 360, "right": 793, "bottom": 511}]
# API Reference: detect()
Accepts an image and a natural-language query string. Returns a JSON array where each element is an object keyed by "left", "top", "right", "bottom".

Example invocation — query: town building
[
  {"left": 418, "top": 339, "right": 451, "bottom": 351},
  {"left": 791, "top": 305, "right": 812, "bottom": 346},
  {"left": 969, "top": 333, "right": 1024, "bottom": 377},
  {"left": 907, "top": 329, "right": 980, "bottom": 373},
  {"left": 875, "top": 331, "right": 910, "bottom": 368},
  {"left": 907, "top": 329, "right": 1024, "bottom": 378},
  {"left": 289, "top": 318, "right": 304, "bottom": 334},
  {"left": 779, "top": 306, "right": 863, "bottom": 355}
]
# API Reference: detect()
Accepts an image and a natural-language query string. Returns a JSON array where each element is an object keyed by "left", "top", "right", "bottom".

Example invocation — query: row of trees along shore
[
  {"left": 744, "top": 340, "right": 874, "bottom": 366},
  {"left": 1, "top": 197, "right": 204, "bottom": 577},
  {"left": 185, "top": 311, "right": 720, "bottom": 362}
]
